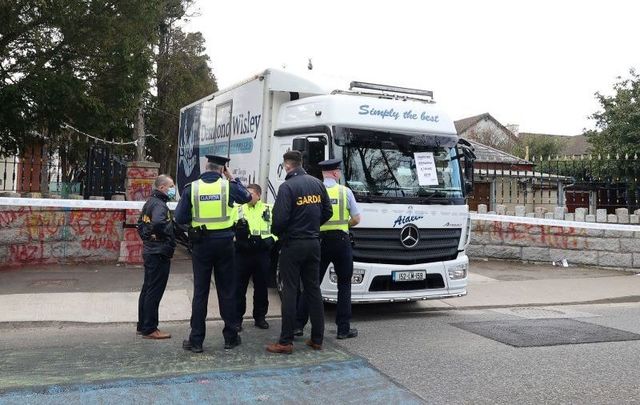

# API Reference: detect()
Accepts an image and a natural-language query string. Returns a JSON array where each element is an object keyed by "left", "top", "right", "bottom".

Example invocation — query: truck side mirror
[
  {"left": 292, "top": 138, "right": 309, "bottom": 155},
  {"left": 465, "top": 180, "right": 474, "bottom": 196},
  {"left": 457, "top": 139, "right": 476, "bottom": 197}
]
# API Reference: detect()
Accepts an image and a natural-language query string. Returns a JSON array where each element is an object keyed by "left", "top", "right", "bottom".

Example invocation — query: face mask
[{"left": 166, "top": 187, "right": 176, "bottom": 200}]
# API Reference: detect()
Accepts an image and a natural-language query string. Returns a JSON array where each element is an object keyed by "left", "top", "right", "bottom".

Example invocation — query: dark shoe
[
  {"left": 224, "top": 335, "right": 242, "bottom": 350},
  {"left": 266, "top": 342, "right": 293, "bottom": 354},
  {"left": 305, "top": 339, "right": 322, "bottom": 350},
  {"left": 142, "top": 329, "right": 171, "bottom": 340},
  {"left": 337, "top": 328, "right": 358, "bottom": 340},
  {"left": 254, "top": 319, "right": 269, "bottom": 329},
  {"left": 293, "top": 328, "right": 304, "bottom": 337},
  {"left": 236, "top": 324, "right": 243, "bottom": 333},
  {"left": 182, "top": 339, "right": 203, "bottom": 353}
]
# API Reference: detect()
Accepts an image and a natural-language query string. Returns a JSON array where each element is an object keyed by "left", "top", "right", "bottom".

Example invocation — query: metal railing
[
  {"left": 468, "top": 154, "right": 640, "bottom": 214},
  {"left": 0, "top": 145, "right": 127, "bottom": 199}
]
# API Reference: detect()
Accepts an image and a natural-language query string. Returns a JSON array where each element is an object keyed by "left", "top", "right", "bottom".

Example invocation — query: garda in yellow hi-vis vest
[
  {"left": 235, "top": 201, "right": 277, "bottom": 240},
  {"left": 320, "top": 184, "right": 350, "bottom": 232},
  {"left": 190, "top": 179, "right": 234, "bottom": 230}
]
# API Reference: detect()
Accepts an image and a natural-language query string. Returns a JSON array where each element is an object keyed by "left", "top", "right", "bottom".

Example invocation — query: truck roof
[
  {"left": 276, "top": 93, "right": 457, "bottom": 136},
  {"left": 180, "top": 68, "right": 330, "bottom": 112}
]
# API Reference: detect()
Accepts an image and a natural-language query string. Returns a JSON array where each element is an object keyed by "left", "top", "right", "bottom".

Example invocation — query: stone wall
[
  {"left": 469, "top": 212, "right": 640, "bottom": 270},
  {"left": 0, "top": 161, "right": 160, "bottom": 268},
  {"left": 118, "top": 161, "right": 160, "bottom": 265},
  {"left": 475, "top": 204, "right": 640, "bottom": 224},
  {"left": 0, "top": 205, "right": 125, "bottom": 268}
]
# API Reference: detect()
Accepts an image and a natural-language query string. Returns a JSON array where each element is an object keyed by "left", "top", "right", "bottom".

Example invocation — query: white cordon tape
[
  {"left": 471, "top": 213, "right": 640, "bottom": 232},
  {"left": 1, "top": 197, "right": 639, "bottom": 232},
  {"left": 0, "top": 197, "right": 178, "bottom": 210}
]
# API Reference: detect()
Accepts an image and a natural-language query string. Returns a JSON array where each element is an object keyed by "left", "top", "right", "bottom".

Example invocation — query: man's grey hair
[
  {"left": 205, "top": 162, "right": 223, "bottom": 172},
  {"left": 154, "top": 174, "right": 173, "bottom": 189}
]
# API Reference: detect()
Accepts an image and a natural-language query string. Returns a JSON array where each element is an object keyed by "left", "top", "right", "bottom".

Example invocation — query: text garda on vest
[{"left": 296, "top": 194, "right": 321, "bottom": 205}]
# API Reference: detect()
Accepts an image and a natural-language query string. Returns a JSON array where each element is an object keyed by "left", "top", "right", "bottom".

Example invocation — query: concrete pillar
[
  {"left": 607, "top": 214, "right": 618, "bottom": 223},
  {"left": 630, "top": 215, "right": 640, "bottom": 224},
  {"left": 534, "top": 207, "right": 547, "bottom": 219},
  {"left": 119, "top": 161, "right": 160, "bottom": 265},
  {"left": 496, "top": 204, "right": 507, "bottom": 215},
  {"left": 515, "top": 205, "right": 526, "bottom": 217},
  {"left": 585, "top": 214, "right": 596, "bottom": 223},
  {"left": 554, "top": 206, "right": 566, "bottom": 220},
  {"left": 575, "top": 208, "right": 587, "bottom": 222},
  {"left": 596, "top": 209, "right": 608, "bottom": 223},
  {"left": 544, "top": 212, "right": 554, "bottom": 219},
  {"left": 615, "top": 208, "right": 629, "bottom": 224},
  {"left": 564, "top": 213, "right": 575, "bottom": 222},
  {"left": 477, "top": 204, "right": 488, "bottom": 214}
]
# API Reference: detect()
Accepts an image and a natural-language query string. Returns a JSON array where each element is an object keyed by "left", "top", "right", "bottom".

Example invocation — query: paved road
[
  {"left": 340, "top": 302, "right": 640, "bottom": 404},
  {"left": 2, "top": 301, "right": 640, "bottom": 404},
  {"left": 1, "top": 259, "right": 639, "bottom": 403}
]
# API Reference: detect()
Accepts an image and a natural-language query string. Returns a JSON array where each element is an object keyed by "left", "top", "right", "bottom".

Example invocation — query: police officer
[
  {"left": 233, "top": 184, "right": 276, "bottom": 331},
  {"left": 266, "top": 150, "right": 332, "bottom": 354},
  {"left": 137, "top": 174, "right": 177, "bottom": 340},
  {"left": 175, "top": 155, "right": 251, "bottom": 353},
  {"left": 295, "top": 159, "right": 361, "bottom": 339}
]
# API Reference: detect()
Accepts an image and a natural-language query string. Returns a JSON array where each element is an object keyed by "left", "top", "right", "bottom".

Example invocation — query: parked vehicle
[{"left": 177, "top": 69, "right": 475, "bottom": 303}]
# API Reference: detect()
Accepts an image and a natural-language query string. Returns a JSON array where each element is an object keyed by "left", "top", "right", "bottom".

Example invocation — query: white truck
[{"left": 177, "top": 68, "right": 475, "bottom": 303}]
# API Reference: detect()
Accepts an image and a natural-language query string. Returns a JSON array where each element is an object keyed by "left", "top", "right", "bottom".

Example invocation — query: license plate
[{"left": 392, "top": 270, "right": 426, "bottom": 282}]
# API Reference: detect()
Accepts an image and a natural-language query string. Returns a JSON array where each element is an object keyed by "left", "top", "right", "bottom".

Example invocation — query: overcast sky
[{"left": 186, "top": 0, "right": 639, "bottom": 136}]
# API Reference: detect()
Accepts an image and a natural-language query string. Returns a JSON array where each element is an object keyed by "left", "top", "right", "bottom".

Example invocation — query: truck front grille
[{"left": 350, "top": 228, "right": 461, "bottom": 265}]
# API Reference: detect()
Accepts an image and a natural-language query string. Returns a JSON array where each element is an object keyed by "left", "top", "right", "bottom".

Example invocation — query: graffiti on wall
[
  {"left": 473, "top": 221, "right": 590, "bottom": 250},
  {"left": 0, "top": 207, "right": 126, "bottom": 267}
]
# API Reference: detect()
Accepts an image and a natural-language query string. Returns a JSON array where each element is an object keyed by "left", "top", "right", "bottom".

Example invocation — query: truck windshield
[{"left": 336, "top": 128, "right": 463, "bottom": 203}]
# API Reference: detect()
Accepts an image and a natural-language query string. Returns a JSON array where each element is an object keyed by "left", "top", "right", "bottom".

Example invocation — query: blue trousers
[
  {"left": 296, "top": 231, "right": 353, "bottom": 335},
  {"left": 189, "top": 237, "right": 237, "bottom": 345}
]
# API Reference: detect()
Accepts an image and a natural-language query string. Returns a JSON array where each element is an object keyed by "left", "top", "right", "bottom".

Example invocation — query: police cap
[
  {"left": 205, "top": 155, "right": 230, "bottom": 165},
  {"left": 283, "top": 150, "right": 302, "bottom": 163},
  {"left": 318, "top": 158, "right": 342, "bottom": 171}
]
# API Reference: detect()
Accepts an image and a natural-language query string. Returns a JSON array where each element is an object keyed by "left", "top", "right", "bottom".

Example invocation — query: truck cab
[{"left": 269, "top": 81, "right": 475, "bottom": 303}]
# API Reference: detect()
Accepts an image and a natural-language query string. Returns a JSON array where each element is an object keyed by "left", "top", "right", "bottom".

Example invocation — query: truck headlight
[
  {"left": 351, "top": 268, "right": 365, "bottom": 284},
  {"left": 447, "top": 263, "right": 468, "bottom": 280},
  {"left": 329, "top": 268, "right": 365, "bottom": 284}
]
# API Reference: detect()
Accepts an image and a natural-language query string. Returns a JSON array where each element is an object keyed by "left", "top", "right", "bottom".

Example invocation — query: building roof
[
  {"left": 467, "top": 139, "right": 531, "bottom": 165},
  {"left": 454, "top": 113, "right": 519, "bottom": 144},
  {"left": 518, "top": 133, "right": 590, "bottom": 156}
]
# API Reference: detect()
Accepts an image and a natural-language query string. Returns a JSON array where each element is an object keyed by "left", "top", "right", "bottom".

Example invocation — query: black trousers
[
  {"left": 189, "top": 237, "right": 237, "bottom": 345},
  {"left": 278, "top": 238, "right": 324, "bottom": 345},
  {"left": 138, "top": 253, "right": 171, "bottom": 335},
  {"left": 235, "top": 248, "right": 270, "bottom": 324},
  {"left": 296, "top": 232, "right": 353, "bottom": 335}
]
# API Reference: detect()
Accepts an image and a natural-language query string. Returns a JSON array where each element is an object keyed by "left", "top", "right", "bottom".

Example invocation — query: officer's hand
[{"left": 223, "top": 165, "right": 233, "bottom": 180}]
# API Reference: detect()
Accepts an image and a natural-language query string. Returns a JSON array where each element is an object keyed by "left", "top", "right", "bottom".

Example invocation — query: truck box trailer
[{"left": 177, "top": 68, "right": 475, "bottom": 303}]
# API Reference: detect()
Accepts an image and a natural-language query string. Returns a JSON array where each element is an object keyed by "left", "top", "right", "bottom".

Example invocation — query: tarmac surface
[
  {"left": 0, "top": 255, "right": 638, "bottom": 324},
  {"left": 0, "top": 255, "right": 639, "bottom": 404}
]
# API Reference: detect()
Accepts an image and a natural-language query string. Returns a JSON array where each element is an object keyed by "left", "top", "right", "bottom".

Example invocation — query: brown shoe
[
  {"left": 266, "top": 342, "right": 293, "bottom": 354},
  {"left": 305, "top": 339, "right": 322, "bottom": 350},
  {"left": 142, "top": 330, "right": 171, "bottom": 340}
]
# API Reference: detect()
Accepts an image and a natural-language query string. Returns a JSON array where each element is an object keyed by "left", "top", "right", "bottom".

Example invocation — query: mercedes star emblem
[{"left": 400, "top": 224, "right": 420, "bottom": 248}]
